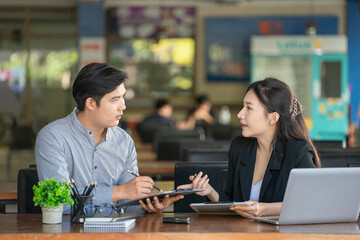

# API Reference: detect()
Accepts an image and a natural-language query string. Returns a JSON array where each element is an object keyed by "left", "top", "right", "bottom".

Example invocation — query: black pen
[{"left": 127, "top": 170, "right": 163, "bottom": 192}]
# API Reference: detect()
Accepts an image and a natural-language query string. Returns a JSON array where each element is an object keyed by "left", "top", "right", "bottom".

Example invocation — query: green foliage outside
[{"left": 33, "top": 178, "right": 74, "bottom": 208}]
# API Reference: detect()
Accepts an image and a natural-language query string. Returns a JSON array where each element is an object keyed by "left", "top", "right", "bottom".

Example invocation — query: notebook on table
[
  {"left": 252, "top": 167, "right": 360, "bottom": 225},
  {"left": 84, "top": 213, "right": 139, "bottom": 228}
]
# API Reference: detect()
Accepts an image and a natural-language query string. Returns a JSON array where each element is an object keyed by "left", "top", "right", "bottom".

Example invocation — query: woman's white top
[{"left": 249, "top": 179, "right": 263, "bottom": 202}]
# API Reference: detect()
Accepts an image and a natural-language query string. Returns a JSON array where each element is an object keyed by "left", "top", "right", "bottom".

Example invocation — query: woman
[
  {"left": 178, "top": 78, "right": 321, "bottom": 217},
  {"left": 178, "top": 95, "right": 217, "bottom": 130}
]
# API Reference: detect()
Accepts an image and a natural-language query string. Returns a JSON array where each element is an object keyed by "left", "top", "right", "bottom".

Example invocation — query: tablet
[
  {"left": 190, "top": 201, "right": 250, "bottom": 215},
  {"left": 115, "top": 189, "right": 204, "bottom": 208}
]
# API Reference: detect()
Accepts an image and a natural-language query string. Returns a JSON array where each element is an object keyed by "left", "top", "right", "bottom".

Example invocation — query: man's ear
[
  {"left": 85, "top": 97, "right": 96, "bottom": 111},
  {"left": 269, "top": 112, "right": 280, "bottom": 125}
]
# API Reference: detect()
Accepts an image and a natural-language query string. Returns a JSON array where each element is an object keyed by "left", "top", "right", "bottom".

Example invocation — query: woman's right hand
[{"left": 177, "top": 171, "right": 215, "bottom": 197}]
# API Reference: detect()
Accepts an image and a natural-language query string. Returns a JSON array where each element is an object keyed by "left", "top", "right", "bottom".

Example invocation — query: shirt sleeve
[
  {"left": 121, "top": 137, "right": 139, "bottom": 185},
  {"left": 111, "top": 137, "right": 145, "bottom": 214},
  {"left": 35, "top": 127, "right": 72, "bottom": 214}
]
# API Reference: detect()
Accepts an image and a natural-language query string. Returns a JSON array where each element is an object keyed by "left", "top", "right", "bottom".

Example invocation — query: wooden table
[
  {"left": 0, "top": 182, "right": 17, "bottom": 213},
  {"left": 0, "top": 182, "right": 17, "bottom": 200},
  {"left": 138, "top": 161, "right": 178, "bottom": 179},
  {"left": 0, "top": 213, "right": 359, "bottom": 239}
]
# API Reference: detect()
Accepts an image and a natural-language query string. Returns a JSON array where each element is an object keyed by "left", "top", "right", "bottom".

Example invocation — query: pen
[{"left": 127, "top": 170, "right": 163, "bottom": 192}]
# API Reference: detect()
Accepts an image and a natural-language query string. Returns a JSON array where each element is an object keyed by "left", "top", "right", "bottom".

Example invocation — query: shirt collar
[{"left": 70, "top": 108, "right": 115, "bottom": 143}]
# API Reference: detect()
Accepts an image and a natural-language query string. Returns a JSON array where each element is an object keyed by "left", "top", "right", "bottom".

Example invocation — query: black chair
[
  {"left": 174, "top": 162, "right": 228, "bottom": 213},
  {"left": 157, "top": 139, "right": 216, "bottom": 160},
  {"left": 318, "top": 147, "right": 360, "bottom": 167},
  {"left": 7, "top": 125, "right": 35, "bottom": 180},
  {"left": 153, "top": 128, "right": 205, "bottom": 150},
  {"left": 136, "top": 121, "right": 174, "bottom": 143},
  {"left": 209, "top": 124, "right": 242, "bottom": 141},
  {"left": 17, "top": 166, "right": 41, "bottom": 214},
  {"left": 195, "top": 122, "right": 242, "bottom": 141},
  {"left": 179, "top": 140, "right": 230, "bottom": 161},
  {"left": 314, "top": 140, "right": 346, "bottom": 149},
  {"left": 182, "top": 147, "right": 229, "bottom": 162}
]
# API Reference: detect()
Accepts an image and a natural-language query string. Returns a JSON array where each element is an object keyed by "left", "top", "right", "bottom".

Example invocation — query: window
[
  {"left": 0, "top": 7, "right": 78, "bottom": 133},
  {"left": 109, "top": 38, "right": 194, "bottom": 98}
]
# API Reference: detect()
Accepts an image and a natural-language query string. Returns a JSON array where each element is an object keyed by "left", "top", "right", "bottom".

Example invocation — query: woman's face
[{"left": 237, "top": 89, "right": 272, "bottom": 139}]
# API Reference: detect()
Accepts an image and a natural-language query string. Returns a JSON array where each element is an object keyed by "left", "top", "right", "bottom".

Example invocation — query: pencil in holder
[{"left": 71, "top": 194, "right": 92, "bottom": 223}]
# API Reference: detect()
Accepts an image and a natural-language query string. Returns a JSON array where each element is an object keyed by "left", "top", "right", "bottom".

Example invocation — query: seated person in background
[
  {"left": 179, "top": 95, "right": 217, "bottom": 130},
  {"left": 178, "top": 78, "right": 321, "bottom": 217},
  {"left": 143, "top": 99, "right": 175, "bottom": 125},
  {"left": 35, "top": 63, "right": 183, "bottom": 214}
]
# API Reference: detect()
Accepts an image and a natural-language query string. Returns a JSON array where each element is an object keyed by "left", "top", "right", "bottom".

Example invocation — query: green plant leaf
[{"left": 33, "top": 178, "right": 74, "bottom": 208}]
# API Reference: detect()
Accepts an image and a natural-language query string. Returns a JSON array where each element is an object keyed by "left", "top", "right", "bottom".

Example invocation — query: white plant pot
[{"left": 41, "top": 204, "right": 63, "bottom": 224}]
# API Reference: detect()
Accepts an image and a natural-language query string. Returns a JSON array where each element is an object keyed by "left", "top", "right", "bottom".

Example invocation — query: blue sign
[{"left": 206, "top": 16, "right": 338, "bottom": 82}]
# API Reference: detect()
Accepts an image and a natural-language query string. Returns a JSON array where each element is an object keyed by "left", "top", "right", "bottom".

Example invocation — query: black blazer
[{"left": 220, "top": 137, "right": 316, "bottom": 203}]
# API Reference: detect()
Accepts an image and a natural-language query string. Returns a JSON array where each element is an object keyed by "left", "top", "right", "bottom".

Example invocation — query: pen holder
[{"left": 71, "top": 194, "right": 92, "bottom": 223}]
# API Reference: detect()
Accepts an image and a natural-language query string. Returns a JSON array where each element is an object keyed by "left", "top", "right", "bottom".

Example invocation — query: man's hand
[
  {"left": 139, "top": 195, "right": 184, "bottom": 213},
  {"left": 112, "top": 176, "right": 154, "bottom": 201}
]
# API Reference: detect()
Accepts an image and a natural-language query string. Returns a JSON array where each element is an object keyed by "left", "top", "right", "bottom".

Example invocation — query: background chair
[
  {"left": 136, "top": 121, "right": 174, "bottom": 143},
  {"left": 7, "top": 125, "right": 35, "bottom": 181},
  {"left": 181, "top": 147, "right": 229, "bottom": 162},
  {"left": 318, "top": 147, "right": 360, "bottom": 167},
  {"left": 17, "top": 166, "right": 41, "bottom": 214},
  {"left": 157, "top": 139, "right": 216, "bottom": 161},
  {"left": 174, "top": 161, "right": 228, "bottom": 213}
]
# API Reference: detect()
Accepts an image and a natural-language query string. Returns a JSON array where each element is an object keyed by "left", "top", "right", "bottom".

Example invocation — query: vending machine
[{"left": 251, "top": 35, "right": 348, "bottom": 141}]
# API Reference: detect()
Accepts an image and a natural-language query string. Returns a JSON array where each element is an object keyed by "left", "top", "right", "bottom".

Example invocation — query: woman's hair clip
[{"left": 290, "top": 97, "right": 305, "bottom": 117}]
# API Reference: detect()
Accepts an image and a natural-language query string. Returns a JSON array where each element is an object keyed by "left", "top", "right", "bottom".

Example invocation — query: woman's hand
[
  {"left": 229, "top": 201, "right": 282, "bottom": 218},
  {"left": 229, "top": 201, "right": 263, "bottom": 217},
  {"left": 176, "top": 172, "right": 219, "bottom": 201},
  {"left": 139, "top": 195, "right": 184, "bottom": 213}
]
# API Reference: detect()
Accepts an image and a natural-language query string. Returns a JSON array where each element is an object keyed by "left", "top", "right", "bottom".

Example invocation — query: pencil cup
[{"left": 71, "top": 194, "right": 92, "bottom": 223}]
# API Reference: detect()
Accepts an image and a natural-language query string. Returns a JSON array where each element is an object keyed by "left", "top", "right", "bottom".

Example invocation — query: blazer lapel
[
  {"left": 239, "top": 140, "right": 256, "bottom": 200},
  {"left": 259, "top": 140, "right": 284, "bottom": 201}
]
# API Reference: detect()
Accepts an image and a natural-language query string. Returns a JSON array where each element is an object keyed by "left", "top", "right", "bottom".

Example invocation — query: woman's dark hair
[
  {"left": 247, "top": 77, "right": 320, "bottom": 167},
  {"left": 72, "top": 63, "right": 128, "bottom": 111},
  {"left": 196, "top": 95, "right": 210, "bottom": 105}
]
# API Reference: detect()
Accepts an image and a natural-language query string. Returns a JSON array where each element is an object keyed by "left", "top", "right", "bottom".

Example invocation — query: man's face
[
  {"left": 92, "top": 83, "right": 126, "bottom": 129},
  {"left": 160, "top": 104, "right": 173, "bottom": 118}
]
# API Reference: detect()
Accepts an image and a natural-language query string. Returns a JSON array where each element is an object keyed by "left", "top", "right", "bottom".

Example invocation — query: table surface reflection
[{"left": 0, "top": 213, "right": 359, "bottom": 240}]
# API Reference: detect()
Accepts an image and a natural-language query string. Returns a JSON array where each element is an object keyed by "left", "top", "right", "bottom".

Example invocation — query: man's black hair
[
  {"left": 155, "top": 99, "right": 170, "bottom": 110},
  {"left": 72, "top": 63, "right": 128, "bottom": 111}
]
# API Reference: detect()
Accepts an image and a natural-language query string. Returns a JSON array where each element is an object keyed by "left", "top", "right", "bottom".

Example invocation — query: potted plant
[{"left": 33, "top": 178, "right": 74, "bottom": 224}]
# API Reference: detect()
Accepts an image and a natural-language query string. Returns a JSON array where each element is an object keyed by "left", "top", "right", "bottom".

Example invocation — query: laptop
[{"left": 252, "top": 167, "right": 360, "bottom": 225}]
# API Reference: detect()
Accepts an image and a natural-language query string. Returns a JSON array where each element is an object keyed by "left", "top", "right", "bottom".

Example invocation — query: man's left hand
[{"left": 139, "top": 195, "right": 184, "bottom": 213}]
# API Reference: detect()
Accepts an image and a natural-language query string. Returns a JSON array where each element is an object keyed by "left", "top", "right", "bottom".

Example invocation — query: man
[
  {"left": 143, "top": 99, "right": 175, "bottom": 124},
  {"left": 35, "top": 63, "right": 183, "bottom": 214}
]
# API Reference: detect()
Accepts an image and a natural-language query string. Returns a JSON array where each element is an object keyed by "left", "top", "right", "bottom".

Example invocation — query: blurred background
[{"left": 0, "top": 0, "right": 360, "bottom": 187}]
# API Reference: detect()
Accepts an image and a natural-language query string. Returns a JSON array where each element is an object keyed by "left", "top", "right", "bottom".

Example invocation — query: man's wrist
[{"left": 112, "top": 185, "right": 123, "bottom": 202}]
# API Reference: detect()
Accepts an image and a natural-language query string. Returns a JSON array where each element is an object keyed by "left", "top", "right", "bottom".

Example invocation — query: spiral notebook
[{"left": 84, "top": 218, "right": 136, "bottom": 228}]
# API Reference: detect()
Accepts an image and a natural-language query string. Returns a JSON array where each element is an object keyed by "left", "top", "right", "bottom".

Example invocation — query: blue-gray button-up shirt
[{"left": 35, "top": 108, "right": 140, "bottom": 214}]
